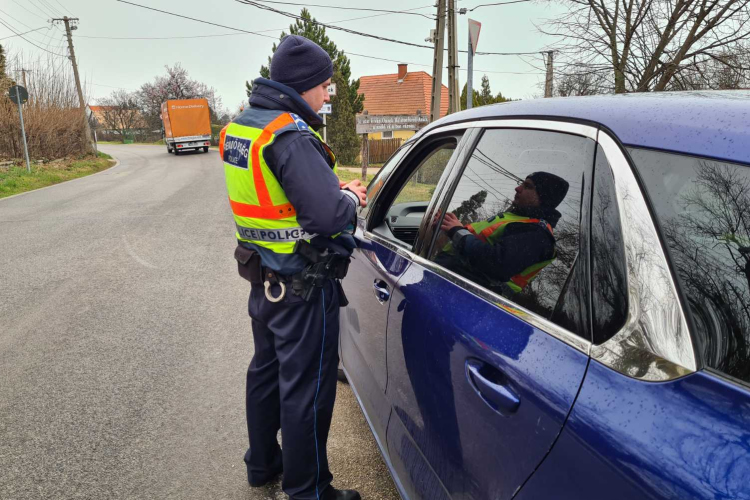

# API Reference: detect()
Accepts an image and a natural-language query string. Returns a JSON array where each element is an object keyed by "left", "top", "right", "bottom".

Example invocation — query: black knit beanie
[
  {"left": 527, "top": 172, "right": 569, "bottom": 209},
  {"left": 270, "top": 35, "right": 334, "bottom": 94}
]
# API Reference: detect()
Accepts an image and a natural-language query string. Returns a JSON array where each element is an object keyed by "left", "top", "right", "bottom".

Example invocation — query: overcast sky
[{"left": 1, "top": 0, "right": 567, "bottom": 112}]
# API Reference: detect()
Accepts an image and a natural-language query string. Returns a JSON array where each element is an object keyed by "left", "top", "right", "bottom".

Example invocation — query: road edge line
[{"left": 0, "top": 154, "right": 122, "bottom": 203}]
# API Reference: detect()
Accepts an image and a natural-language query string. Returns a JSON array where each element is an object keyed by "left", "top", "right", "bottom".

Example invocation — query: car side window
[
  {"left": 370, "top": 136, "right": 461, "bottom": 247},
  {"left": 428, "top": 128, "right": 595, "bottom": 336},
  {"left": 591, "top": 145, "right": 629, "bottom": 344},
  {"left": 629, "top": 148, "right": 750, "bottom": 385}
]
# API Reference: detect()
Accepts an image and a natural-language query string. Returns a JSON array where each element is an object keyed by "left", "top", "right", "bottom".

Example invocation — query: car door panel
[
  {"left": 516, "top": 362, "right": 750, "bottom": 500},
  {"left": 385, "top": 262, "right": 590, "bottom": 500},
  {"left": 340, "top": 223, "right": 410, "bottom": 442}
]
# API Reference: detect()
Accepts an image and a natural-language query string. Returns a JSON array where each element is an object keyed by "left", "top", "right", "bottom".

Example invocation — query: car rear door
[
  {"left": 517, "top": 133, "right": 750, "bottom": 500},
  {"left": 380, "top": 121, "right": 597, "bottom": 500}
]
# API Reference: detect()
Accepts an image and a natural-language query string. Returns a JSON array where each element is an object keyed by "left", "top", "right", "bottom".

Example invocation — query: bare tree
[
  {"left": 556, "top": 70, "right": 611, "bottom": 96},
  {"left": 137, "top": 64, "right": 219, "bottom": 131},
  {"left": 95, "top": 90, "right": 144, "bottom": 142},
  {"left": 667, "top": 49, "right": 750, "bottom": 89},
  {"left": 543, "top": 0, "right": 750, "bottom": 93}
]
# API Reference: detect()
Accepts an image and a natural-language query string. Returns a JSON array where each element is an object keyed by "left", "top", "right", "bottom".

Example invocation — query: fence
[{"left": 367, "top": 138, "right": 403, "bottom": 164}]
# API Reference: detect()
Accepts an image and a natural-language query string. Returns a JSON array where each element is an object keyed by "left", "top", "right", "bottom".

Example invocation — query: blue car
[{"left": 339, "top": 91, "right": 750, "bottom": 500}]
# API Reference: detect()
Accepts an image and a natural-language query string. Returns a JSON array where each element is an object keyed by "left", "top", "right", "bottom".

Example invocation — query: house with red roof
[{"left": 358, "top": 64, "right": 448, "bottom": 141}]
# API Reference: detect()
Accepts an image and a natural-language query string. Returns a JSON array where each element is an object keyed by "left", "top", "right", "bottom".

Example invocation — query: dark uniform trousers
[{"left": 245, "top": 278, "right": 340, "bottom": 500}]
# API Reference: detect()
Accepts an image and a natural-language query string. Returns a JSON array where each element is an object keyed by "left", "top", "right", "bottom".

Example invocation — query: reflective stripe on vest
[
  {"left": 221, "top": 109, "right": 335, "bottom": 254},
  {"left": 466, "top": 212, "right": 555, "bottom": 293}
]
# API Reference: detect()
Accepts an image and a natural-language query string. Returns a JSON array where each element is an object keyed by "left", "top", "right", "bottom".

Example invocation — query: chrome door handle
[
  {"left": 372, "top": 279, "right": 390, "bottom": 304},
  {"left": 466, "top": 359, "right": 520, "bottom": 416}
]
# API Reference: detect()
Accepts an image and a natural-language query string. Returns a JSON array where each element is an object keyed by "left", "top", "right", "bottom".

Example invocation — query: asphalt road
[{"left": 0, "top": 145, "right": 399, "bottom": 500}]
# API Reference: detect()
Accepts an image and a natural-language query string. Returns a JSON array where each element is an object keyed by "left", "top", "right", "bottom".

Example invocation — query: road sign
[
  {"left": 469, "top": 19, "right": 482, "bottom": 55},
  {"left": 327, "top": 83, "right": 337, "bottom": 96},
  {"left": 356, "top": 114, "right": 429, "bottom": 135},
  {"left": 7, "top": 85, "right": 31, "bottom": 172},
  {"left": 8, "top": 85, "right": 29, "bottom": 105},
  {"left": 319, "top": 103, "right": 332, "bottom": 115}
]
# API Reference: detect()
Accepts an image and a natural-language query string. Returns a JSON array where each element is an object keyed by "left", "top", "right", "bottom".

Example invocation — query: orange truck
[{"left": 160, "top": 98, "right": 212, "bottom": 154}]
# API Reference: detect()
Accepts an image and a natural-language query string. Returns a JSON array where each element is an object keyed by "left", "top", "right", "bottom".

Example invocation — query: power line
[
  {"left": 112, "top": 0, "right": 546, "bottom": 74},
  {"left": 467, "top": 0, "right": 533, "bottom": 11},
  {"left": 77, "top": 4, "right": 437, "bottom": 41},
  {"left": 2, "top": 6, "right": 37, "bottom": 30},
  {"left": 0, "top": 18, "right": 66, "bottom": 56},
  {"left": 26, "top": 0, "right": 54, "bottom": 19},
  {"left": 250, "top": 0, "right": 436, "bottom": 19},
  {"left": 11, "top": 1, "right": 48, "bottom": 22},
  {"left": 238, "top": 0, "right": 547, "bottom": 56},
  {"left": 52, "top": 0, "right": 69, "bottom": 15},
  {"left": 40, "top": 0, "right": 65, "bottom": 17},
  {"left": 0, "top": 25, "right": 47, "bottom": 41},
  {"left": 76, "top": 4, "right": 431, "bottom": 40},
  {"left": 237, "top": 0, "right": 438, "bottom": 50},
  {"left": 115, "top": 0, "right": 278, "bottom": 39},
  {"left": 77, "top": 32, "right": 247, "bottom": 40}
]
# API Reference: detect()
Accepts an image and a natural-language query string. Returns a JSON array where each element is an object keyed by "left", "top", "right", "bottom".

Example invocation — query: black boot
[{"left": 320, "top": 487, "right": 362, "bottom": 500}]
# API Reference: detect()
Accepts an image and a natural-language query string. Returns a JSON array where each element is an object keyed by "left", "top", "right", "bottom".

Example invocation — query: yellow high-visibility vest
[{"left": 220, "top": 109, "right": 337, "bottom": 254}]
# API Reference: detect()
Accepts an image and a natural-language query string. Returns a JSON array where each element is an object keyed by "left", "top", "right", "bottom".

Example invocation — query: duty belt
[{"left": 233, "top": 243, "right": 350, "bottom": 303}]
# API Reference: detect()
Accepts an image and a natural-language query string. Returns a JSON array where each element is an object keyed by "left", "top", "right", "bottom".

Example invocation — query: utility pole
[
  {"left": 544, "top": 51, "right": 554, "bottom": 98},
  {"left": 52, "top": 16, "right": 95, "bottom": 153},
  {"left": 429, "top": 0, "right": 446, "bottom": 123},
  {"left": 447, "top": 0, "right": 460, "bottom": 114}
]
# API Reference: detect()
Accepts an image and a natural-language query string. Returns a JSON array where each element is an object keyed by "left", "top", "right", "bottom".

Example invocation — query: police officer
[{"left": 220, "top": 35, "right": 366, "bottom": 500}]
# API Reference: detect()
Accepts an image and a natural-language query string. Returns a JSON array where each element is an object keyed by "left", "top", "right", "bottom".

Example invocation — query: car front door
[
  {"left": 340, "top": 131, "right": 468, "bottom": 449},
  {"left": 381, "top": 122, "right": 597, "bottom": 499}
]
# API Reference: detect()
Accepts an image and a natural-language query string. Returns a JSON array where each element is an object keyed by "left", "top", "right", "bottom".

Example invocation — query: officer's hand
[
  {"left": 440, "top": 212, "right": 463, "bottom": 232},
  {"left": 343, "top": 180, "right": 367, "bottom": 207}
]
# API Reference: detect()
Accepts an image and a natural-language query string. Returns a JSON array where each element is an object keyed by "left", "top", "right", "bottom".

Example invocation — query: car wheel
[
  {"left": 337, "top": 360, "right": 348, "bottom": 383},
  {"left": 174, "top": 149, "right": 180, "bottom": 155},
  {"left": 203, "top": 146, "right": 209, "bottom": 153}
]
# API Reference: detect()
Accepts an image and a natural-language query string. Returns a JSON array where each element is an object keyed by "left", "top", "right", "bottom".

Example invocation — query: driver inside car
[{"left": 434, "top": 171, "right": 569, "bottom": 296}]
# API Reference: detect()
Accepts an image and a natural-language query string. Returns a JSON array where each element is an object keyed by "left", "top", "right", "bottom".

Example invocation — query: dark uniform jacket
[{"left": 236, "top": 78, "right": 358, "bottom": 274}]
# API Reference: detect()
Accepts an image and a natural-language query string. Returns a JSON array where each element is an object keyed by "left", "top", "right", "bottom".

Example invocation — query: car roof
[{"left": 419, "top": 90, "right": 750, "bottom": 165}]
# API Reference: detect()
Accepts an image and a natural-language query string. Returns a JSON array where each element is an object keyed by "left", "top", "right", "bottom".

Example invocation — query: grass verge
[
  {"left": 0, "top": 152, "right": 116, "bottom": 199},
  {"left": 337, "top": 170, "right": 375, "bottom": 184}
]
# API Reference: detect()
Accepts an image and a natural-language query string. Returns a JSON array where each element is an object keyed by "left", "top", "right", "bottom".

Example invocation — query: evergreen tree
[
  {"left": 245, "top": 9, "right": 363, "bottom": 163},
  {"left": 479, "top": 75, "right": 494, "bottom": 106},
  {"left": 0, "top": 44, "right": 12, "bottom": 90},
  {"left": 461, "top": 75, "right": 510, "bottom": 110},
  {"left": 454, "top": 190, "right": 488, "bottom": 224},
  {"left": 460, "top": 83, "right": 479, "bottom": 110}
]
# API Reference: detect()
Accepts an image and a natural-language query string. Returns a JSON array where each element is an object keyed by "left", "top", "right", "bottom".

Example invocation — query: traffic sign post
[
  {"left": 318, "top": 103, "right": 333, "bottom": 143},
  {"left": 467, "top": 19, "right": 481, "bottom": 110},
  {"left": 8, "top": 85, "right": 31, "bottom": 173}
]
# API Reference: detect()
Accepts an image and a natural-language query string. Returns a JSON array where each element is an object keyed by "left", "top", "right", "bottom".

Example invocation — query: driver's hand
[{"left": 440, "top": 212, "right": 463, "bottom": 232}]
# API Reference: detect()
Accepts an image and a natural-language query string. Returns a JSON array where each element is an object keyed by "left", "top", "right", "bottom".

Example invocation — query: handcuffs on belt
[{"left": 234, "top": 242, "right": 350, "bottom": 303}]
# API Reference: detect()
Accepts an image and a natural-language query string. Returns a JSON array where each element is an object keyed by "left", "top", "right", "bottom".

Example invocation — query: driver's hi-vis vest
[
  {"left": 449, "top": 212, "right": 556, "bottom": 293},
  {"left": 220, "top": 108, "right": 337, "bottom": 255}
]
